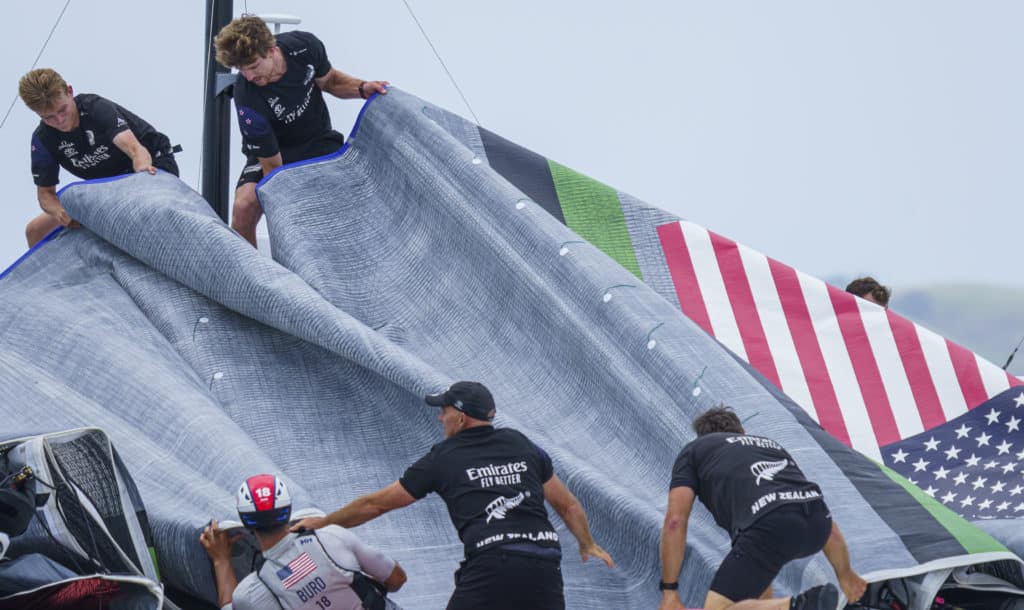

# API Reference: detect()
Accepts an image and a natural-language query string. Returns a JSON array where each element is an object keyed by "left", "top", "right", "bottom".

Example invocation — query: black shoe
[{"left": 790, "top": 584, "right": 839, "bottom": 610}]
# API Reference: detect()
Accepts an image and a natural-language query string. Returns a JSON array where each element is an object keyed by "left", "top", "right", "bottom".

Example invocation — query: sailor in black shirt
[
  {"left": 659, "top": 406, "right": 866, "bottom": 610},
  {"left": 18, "top": 68, "right": 178, "bottom": 247},
  {"left": 293, "top": 381, "right": 614, "bottom": 610},
  {"left": 214, "top": 15, "right": 389, "bottom": 246}
]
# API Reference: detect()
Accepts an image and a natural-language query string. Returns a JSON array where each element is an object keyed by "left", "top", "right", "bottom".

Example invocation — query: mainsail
[{"left": 0, "top": 88, "right": 1021, "bottom": 608}]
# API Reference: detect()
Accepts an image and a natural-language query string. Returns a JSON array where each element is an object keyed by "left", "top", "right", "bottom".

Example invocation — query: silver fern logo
[
  {"left": 485, "top": 491, "right": 528, "bottom": 523},
  {"left": 750, "top": 459, "right": 788, "bottom": 486}
]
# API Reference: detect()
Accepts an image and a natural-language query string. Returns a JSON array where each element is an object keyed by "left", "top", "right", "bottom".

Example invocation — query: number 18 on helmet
[{"left": 236, "top": 474, "right": 292, "bottom": 531}]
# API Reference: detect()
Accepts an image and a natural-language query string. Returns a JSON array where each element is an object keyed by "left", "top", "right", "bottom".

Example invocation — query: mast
[{"left": 201, "top": 0, "right": 234, "bottom": 221}]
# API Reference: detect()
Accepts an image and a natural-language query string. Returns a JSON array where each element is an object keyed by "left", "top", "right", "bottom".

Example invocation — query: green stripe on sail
[
  {"left": 149, "top": 546, "right": 161, "bottom": 581},
  {"left": 548, "top": 160, "right": 642, "bottom": 279},
  {"left": 879, "top": 463, "right": 1007, "bottom": 554}
]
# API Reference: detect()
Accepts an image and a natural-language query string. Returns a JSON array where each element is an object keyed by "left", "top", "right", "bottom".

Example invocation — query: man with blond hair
[
  {"left": 19, "top": 68, "right": 178, "bottom": 246},
  {"left": 213, "top": 16, "right": 388, "bottom": 246}
]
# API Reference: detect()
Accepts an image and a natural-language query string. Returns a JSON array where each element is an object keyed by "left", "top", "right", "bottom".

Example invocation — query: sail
[
  {"left": 445, "top": 101, "right": 1024, "bottom": 464},
  {"left": 0, "top": 88, "right": 1021, "bottom": 608},
  {"left": 422, "top": 92, "right": 1024, "bottom": 531}
]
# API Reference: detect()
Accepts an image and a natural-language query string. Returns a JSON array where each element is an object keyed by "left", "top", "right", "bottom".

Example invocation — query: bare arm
[
  {"left": 346, "top": 523, "right": 409, "bottom": 593},
  {"left": 383, "top": 561, "right": 407, "bottom": 592},
  {"left": 199, "top": 519, "right": 239, "bottom": 608},
  {"left": 542, "top": 474, "right": 613, "bottom": 567},
  {"left": 823, "top": 521, "right": 868, "bottom": 603},
  {"left": 112, "top": 130, "right": 155, "bottom": 174},
  {"left": 37, "top": 185, "right": 78, "bottom": 228},
  {"left": 37, "top": 185, "right": 65, "bottom": 221},
  {"left": 257, "top": 153, "right": 283, "bottom": 178},
  {"left": 291, "top": 481, "right": 416, "bottom": 532},
  {"left": 315, "top": 69, "right": 388, "bottom": 100},
  {"left": 658, "top": 486, "right": 695, "bottom": 610}
]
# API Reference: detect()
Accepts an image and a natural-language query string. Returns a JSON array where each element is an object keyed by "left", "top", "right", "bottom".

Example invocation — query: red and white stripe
[
  {"left": 281, "top": 552, "right": 317, "bottom": 589},
  {"left": 657, "top": 220, "right": 1022, "bottom": 460}
]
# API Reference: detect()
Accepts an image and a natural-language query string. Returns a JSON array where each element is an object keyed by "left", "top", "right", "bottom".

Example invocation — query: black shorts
[
  {"left": 711, "top": 500, "right": 832, "bottom": 601},
  {"left": 235, "top": 131, "right": 345, "bottom": 189},
  {"left": 447, "top": 545, "right": 564, "bottom": 610}
]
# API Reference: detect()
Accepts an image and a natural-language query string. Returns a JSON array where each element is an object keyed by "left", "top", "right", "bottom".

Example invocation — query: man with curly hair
[
  {"left": 659, "top": 406, "right": 867, "bottom": 610},
  {"left": 214, "top": 15, "right": 388, "bottom": 246}
]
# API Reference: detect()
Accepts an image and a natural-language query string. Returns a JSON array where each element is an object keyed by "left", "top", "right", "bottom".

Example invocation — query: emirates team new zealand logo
[
  {"left": 750, "top": 459, "right": 788, "bottom": 486},
  {"left": 485, "top": 491, "right": 528, "bottom": 523}
]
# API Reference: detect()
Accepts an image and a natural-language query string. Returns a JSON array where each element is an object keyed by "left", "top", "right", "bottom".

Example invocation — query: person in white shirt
[{"left": 200, "top": 474, "right": 406, "bottom": 609}]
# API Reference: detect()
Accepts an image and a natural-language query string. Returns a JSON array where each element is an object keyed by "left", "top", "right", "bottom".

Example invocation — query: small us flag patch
[{"left": 277, "top": 552, "right": 317, "bottom": 589}]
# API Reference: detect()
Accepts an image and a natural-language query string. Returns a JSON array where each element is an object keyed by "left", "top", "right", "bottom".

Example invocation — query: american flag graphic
[
  {"left": 882, "top": 387, "right": 1024, "bottom": 518},
  {"left": 657, "top": 220, "right": 1022, "bottom": 461},
  {"left": 277, "top": 552, "right": 317, "bottom": 589}
]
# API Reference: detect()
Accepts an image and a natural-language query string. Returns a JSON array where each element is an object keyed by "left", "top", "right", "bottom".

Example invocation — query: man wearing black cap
[{"left": 292, "top": 381, "right": 614, "bottom": 610}]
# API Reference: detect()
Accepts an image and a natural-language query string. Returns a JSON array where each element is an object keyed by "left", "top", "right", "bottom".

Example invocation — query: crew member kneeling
[{"left": 659, "top": 406, "right": 867, "bottom": 610}]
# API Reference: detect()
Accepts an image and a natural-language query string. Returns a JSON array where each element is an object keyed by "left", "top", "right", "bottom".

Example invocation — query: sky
[{"left": 2, "top": 1, "right": 1022, "bottom": 290}]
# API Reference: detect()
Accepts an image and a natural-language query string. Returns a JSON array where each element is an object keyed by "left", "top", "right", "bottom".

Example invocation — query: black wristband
[
  {"left": 659, "top": 581, "right": 679, "bottom": 591},
  {"left": 358, "top": 81, "right": 368, "bottom": 99}
]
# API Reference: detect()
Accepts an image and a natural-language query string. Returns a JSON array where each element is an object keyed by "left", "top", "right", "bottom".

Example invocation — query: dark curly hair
[
  {"left": 845, "top": 276, "right": 891, "bottom": 308},
  {"left": 693, "top": 405, "right": 743, "bottom": 436}
]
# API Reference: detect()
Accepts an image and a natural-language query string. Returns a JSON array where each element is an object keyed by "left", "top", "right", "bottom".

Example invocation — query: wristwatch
[{"left": 659, "top": 581, "right": 679, "bottom": 591}]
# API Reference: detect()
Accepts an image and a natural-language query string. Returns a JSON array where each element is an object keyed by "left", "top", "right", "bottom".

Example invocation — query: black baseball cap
[{"left": 425, "top": 381, "right": 496, "bottom": 421}]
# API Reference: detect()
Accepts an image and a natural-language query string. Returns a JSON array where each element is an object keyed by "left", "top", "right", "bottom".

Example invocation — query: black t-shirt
[
  {"left": 670, "top": 432, "right": 823, "bottom": 537},
  {"left": 232, "top": 30, "right": 342, "bottom": 160},
  {"left": 399, "top": 426, "right": 560, "bottom": 557},
  {"left": 30, "top": 93, "right": 171, "bottom": 186}
]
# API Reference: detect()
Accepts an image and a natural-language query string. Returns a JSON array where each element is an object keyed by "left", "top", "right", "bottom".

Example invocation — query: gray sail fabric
[
  {"left": 0, "top": 88, "right": 1021, "bottom": 608},
  {"left": 0, "top": 554, "right": 77, "bottom": 594}
]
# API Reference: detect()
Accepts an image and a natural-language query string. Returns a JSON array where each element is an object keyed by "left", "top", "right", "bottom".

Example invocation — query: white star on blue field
[{"left": 883, "top": 388, "right": 1024, "bottom": 518}]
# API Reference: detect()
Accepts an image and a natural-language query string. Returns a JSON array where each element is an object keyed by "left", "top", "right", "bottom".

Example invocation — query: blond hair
[
  {"left": 18, "top": 68, "right": 68, "bottom": 113},
  {"left": 214, "top": 15, "right": 276, "bottom": 68}
]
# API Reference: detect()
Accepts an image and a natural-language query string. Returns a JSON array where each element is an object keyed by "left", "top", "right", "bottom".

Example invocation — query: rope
[
  {"left": 400, "top": 0, "right": 483, "bottom": 127},
  {"left": 0, "top": 0, "right": 73, "bottom": 131}
]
